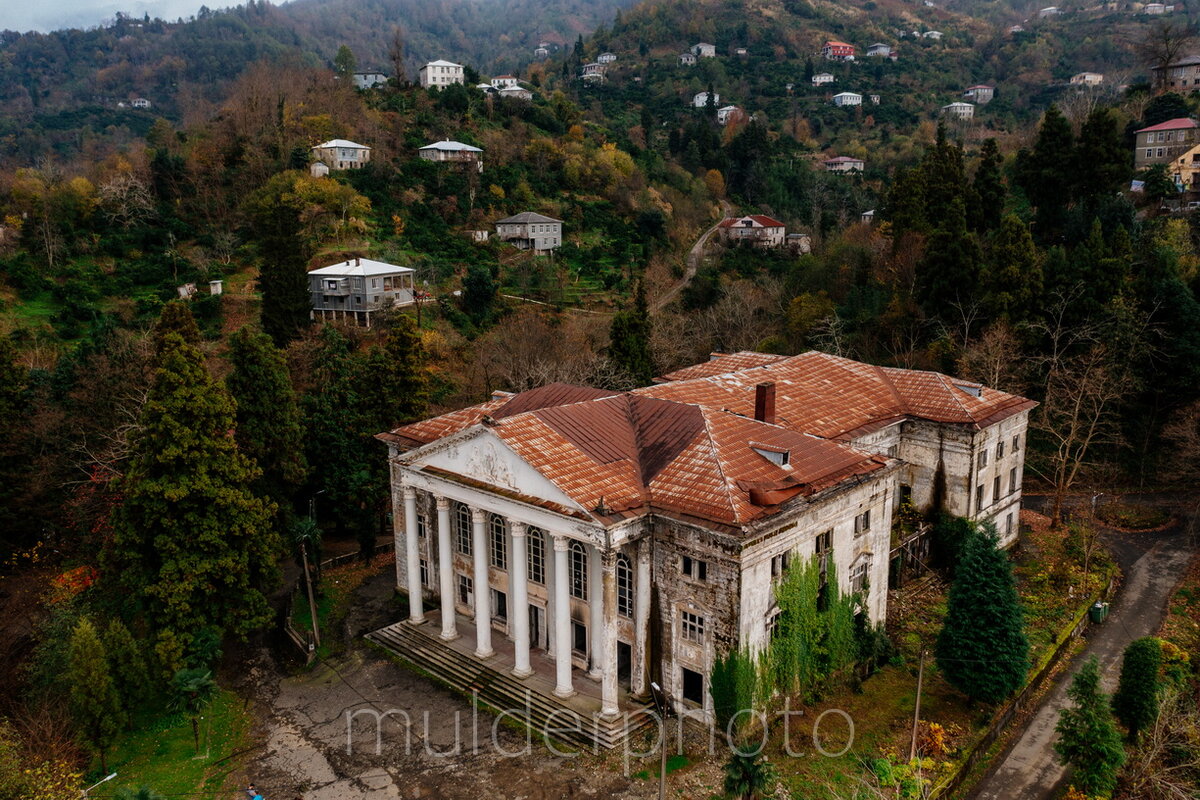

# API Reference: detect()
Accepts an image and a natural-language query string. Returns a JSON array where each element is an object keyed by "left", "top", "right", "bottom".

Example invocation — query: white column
[
  {"left": 545, "top": 528, "right": 556, "bottom": 657},
  {"left": 633, "top": 538, "right": 651, "bottom": 696},
  {"left": 403, "top": 486, "right": 423, "bottom": 623},
  {"left": 552, "top": 535, "right": 574, "bottom": 697},
  {"left": 390, "top": 464, "right": 405, "bottom": 591},
  {"left": 510, "top": 522, "right": 532, "bottom": 678},
  {"left": 436, "top": 497, "right": 457, "bottom": 640},
  {"left": 600, "top": 550, "right": 620, "bottom": 717},
  {"left": 471, "top": 509, "right": 493, "bottom": 658},
  {"left": 588, "top": 543, "right": 604, "bottom": 679}
]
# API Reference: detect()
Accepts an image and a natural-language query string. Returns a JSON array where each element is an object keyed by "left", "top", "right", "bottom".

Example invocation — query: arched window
[
  {"left": 454, "top": 502, "right": 472, "bottom": 555},
  {"left": 527, "top": 528, "right": 545, "bottom": 584},
  {"left": 616, "top": 554, "right": 634, "bottom": 618},
  {"left": 569, "top": 541, "right": 588, "bottom": 600},
  {"left": 489, "top": 514, "right": 508, "bottom": 569}
]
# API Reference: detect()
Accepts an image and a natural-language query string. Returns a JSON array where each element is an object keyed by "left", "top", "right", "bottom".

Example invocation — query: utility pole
[
  {"left": 300, "top": 541, "right": 321, "bottom": 647},
  {"left": 909, "top": 650, "right": 926, "bottom": 761},
  {"left": 650, "top": 681, "right": 668, "bottom": 800}
]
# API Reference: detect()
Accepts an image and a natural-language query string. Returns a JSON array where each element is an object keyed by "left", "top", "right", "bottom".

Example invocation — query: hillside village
[{"left": 1, "top": 0, "right": 1200, "bottom": 798}]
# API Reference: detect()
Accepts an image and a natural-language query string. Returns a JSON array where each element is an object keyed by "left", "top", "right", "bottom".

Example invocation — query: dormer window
[{"left": 752, "top": 445, "right": 789, "bottom": 466}]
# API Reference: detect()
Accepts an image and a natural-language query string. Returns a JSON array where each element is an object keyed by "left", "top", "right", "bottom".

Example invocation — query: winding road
[
  {"left": 971, "top": 498, "right": 1196, "bottom": 800},
  {"left": 651, "top": 200, "right": 733, "bottom": 313}
]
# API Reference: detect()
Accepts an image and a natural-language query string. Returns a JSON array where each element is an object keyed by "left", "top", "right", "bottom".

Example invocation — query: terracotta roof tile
[{"left": 655, "top": 351, "right": 788, "bottom": 383}]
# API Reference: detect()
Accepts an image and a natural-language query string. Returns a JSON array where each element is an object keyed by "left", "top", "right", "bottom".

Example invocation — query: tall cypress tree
[
  {"left": 67, "top": 618, "right": 124, "bottom": 772},
  {"left": 1111, "top": 636, "right": 1162, "bottom": 741},
  {"left": 935, "top": 522, "right": 1029, "bottom": 703},
  {"left": 356, "top": 315, "right": 431, "bottom": 433},
  {"left": 607, "top": 282, "right": 655, "bottom": 386},
  {"left": 106, "top": 329, "right": 278, "bottom": 671},
  {"left": 1055, "top": 656, "right": 1126, "bottom": 795},
  {"left": 916, "top": 197, "right": 981, "bottom": 318},
  {"left": 1016, "top": 105, "right": 1074, "bottom": 244},
  {"left": 226, "top": 327, "right": 308, "bottom": 518},
  {"left": 102, "top": 618, "right": 150, "bottom": 713},
  {"left": 971, "top": 138, "right": 1006, "bottom": 233},
  {"left": 244, "top": 172, "right": 312, "bottom": 346},
  {"left": 982, "top": 214, "right": 1043, "bottom": 323},
  {"left": 1074, "top": 107, "right": 1132, "bottom": 203},
  {"left": 922, "top": 124, "right": 967, "bottom": 227}
]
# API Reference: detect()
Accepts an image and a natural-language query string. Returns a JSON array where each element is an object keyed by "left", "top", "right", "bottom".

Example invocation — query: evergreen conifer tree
[
  {"left": 884, "top": 166, "right": 928, "bottom": 238},
  {"left": 1055, "top": 656, "right": 1126, "bottom": 796},
  {"left": 462, "top": 263, "right": 497, "bottom": 325},
  {"left": 935, "top": 522, "right": 1029, "bottom": 703},
  {"left": 607, "top": 282, "right": 655, "bottom": 386},
  {"left": 1111, "top": 636, "right": 1162, "bottom": 741},
  {"left": 152, "top": 300, "right": 200, "bottom": 354},
  {"left": 1075, "top": 107, "right": 1132, "bottom": 203},
  {"left": 244, "top": 173, "right": 312, "bottom": 346},
  {"left": 922, "top": 125, "right": 967, "bottom": 226},
  {"left": 102, "top": 619, "right": 150, "bottom": 713},
  {"left": 106, "top": 328, "right": 278, "bottom": 671},
  {"left": 333, "top": 44, "right": 357, "bottom": 78},
  {"left": 982, "top": 215, "right": 1043, "bottom": 323},
  {"left": 67, "top": 618, "right": 124, "bottom": 771},
  {"left": 971, "top": 138, "right": 1006, "bottom": 233},
  {"left": 1016, "top": 105, "right": 1074, "bottom": 243},
  {"left": 916, "top": 197, "right": 981, "bottom": 318},
  {"left": 226, "top": 327, "right": 308, "bottom": 517}
]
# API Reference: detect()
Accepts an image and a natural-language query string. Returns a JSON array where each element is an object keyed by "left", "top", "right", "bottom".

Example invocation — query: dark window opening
[
  {"left": 572, "top": 621, "right": 587, "bottom": 654},
  {"left": 681, "top": 668, "right": 704, "bottom": 705}
]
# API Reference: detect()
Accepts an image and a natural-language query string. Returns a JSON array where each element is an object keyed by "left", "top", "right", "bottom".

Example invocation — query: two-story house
[
  {"left": 717, "top": 105, "right": 745, "bottom": 125},
  {"left": 1070, "top": 72, "right": 1103, "bottom": 86},
  {"left": 812, "top": 72, "right": 836, "bottom": 85},
  {"left": 491, "top": 75, "right": 520, "bottom": 89},
  {"left": 942, "top": 101, "right": 975, "bottom": 120},
  {"left": 963, "top": 84, "right": 994, "bottom": 104},
  {"left": 833, "top": 91, "right": 862, "bottom": 106},
  {"left": 494, "top": 212, "right": 563, "bottom": 253},
  {"left": 822, "top": 41, "right": 856, "bottom": 60},
  {"left": 680, "top": 52, "right": 697, "bottom": 66},
  {"left": 824, "top": 155, "right": 865, "bottom": 172},
  {"left": 353, "top": 71, "right": 387, "bottom": 89},
  {"left": 692, "top": 42, "right": 717, "bottom": 58},
  {"left": 372, "top": 351, "right": 1033, "bottom": 747},
  {"left": 309, "top": 257, "right": 416, "bottom": 325},
  {"left": 1153, "top": 55, "right": 1200, "bottom": 90},
  {"left": 598, "top": 52, "right": 617, "bottom": 64},
  {"left": 1135, "top": 118, "right": 1199, "bottom": 168},
  {"left": 419, "top": 60, "right": 465, "bottom": 88},
  {"left": 692, "top": 91, "right": 719, "bottom": 108},
  {"left": 418, "top": 140, "right": 484, "bottom": 172},
  {"left": 717, "top": 215, "right": 787, "bottom": 247},
  {"left": 310, "top": 139, "right": 372, "bottom": 170},
  {"left": 866, "top": 43, "right": 893, "bottom": 57}
]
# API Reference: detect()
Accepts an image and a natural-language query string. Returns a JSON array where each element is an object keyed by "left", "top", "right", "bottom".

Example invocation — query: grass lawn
[
  {"left": 102, "top": 689, "right": 251, "bottom": 799},
  {"left": 0, "top": 289, "right": 59, "bottom": 332}
]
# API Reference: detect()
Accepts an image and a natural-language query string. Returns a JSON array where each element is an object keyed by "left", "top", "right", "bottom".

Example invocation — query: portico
[{"left": 393, "top": 474, "right": 648, "bottom": 717}]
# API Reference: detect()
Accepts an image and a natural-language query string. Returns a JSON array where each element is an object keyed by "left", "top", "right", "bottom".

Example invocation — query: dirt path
[
  {"left": 971, "top": 512, "right": 1196, "bottom": 800},
  {"left": 650, "top": 200, "right": 733, "bottom": 313}
]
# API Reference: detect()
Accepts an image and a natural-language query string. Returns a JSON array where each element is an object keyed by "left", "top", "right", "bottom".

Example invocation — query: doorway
[
  {"left": 617, "top": 641, "right": 632, "bottom": 689},
  {"left": 529, "top": 605, "right": 546, "bottom": 650}
]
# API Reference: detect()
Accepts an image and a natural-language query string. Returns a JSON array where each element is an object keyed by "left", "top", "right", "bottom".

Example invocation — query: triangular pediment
[{"left": 406, "top": 427, "right": 585, "bottom": 511}]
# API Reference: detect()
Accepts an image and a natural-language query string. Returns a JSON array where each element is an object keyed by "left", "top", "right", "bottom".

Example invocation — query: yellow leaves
[
  {"left": 704, "top": 168, "right": 725, "bottom": 198},
  {"left": 488, "top": 184, "right": 506, "bottom": 201},
  {"left": 391, "top": 215, "right": 406, "bottom": 237},
  {"left": 567, "top": 123, "right": 585, "bottom": 142}
]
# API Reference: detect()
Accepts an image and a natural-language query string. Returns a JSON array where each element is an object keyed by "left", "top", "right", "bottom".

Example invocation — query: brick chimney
[{"left": 754, "top": 382, "right": 776, "bottom": 424}]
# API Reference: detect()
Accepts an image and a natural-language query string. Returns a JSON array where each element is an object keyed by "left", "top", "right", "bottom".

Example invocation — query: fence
[{"left": 931, "top": 575, "right": 1117, "bottom": 798}]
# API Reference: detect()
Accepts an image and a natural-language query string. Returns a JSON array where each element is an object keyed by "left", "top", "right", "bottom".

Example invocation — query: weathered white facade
[
  {"left": 376, "top": 352, "right": 1034, "bottom": 735},
  {"left": 310, "top": 139, "right": 371, "bottom": 170},
  {"left": 419, "top": 60, "right": 464, "bottom": 88}
]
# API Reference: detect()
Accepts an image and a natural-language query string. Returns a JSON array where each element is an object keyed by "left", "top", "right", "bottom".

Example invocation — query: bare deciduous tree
[
  {"left": 955, "top": 321, "right": 1026, "bottom": 395},
  {"left": 1139, "top": 20, "right": 1199, "bottom": 88},
  {"left": 1117, "top": 687, "right": 1200, "bottom": 800}
]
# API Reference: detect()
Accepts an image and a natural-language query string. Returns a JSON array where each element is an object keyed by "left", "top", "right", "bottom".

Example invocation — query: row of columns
[{"left": 400, "top": 487, "right": 642, "bottom": 716}]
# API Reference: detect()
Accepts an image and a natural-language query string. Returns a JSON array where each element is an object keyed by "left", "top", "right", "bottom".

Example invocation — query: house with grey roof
[
  {"left": 495, "top": 212, "right": 563, "bottom": 253},
  {"left": 309, "top": 257, "right": 416, "bottom": 326},
  {"left": 419, "top": 140, "right": 484, "bottom": 172}
]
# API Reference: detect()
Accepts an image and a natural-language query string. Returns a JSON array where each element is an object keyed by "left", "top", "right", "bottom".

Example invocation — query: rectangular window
[
  {"left": 771, "top": 551, "right": 791, "bottom": 579},
  {"left": 454, "top": 503, "right": 472, "bottom": 555},
  {"left": 978, "top": 449, "right": 988, "bottom": 468},
  {"left": 1007, "top": 513, "right": 1014, "bottom": 536},
  {"left": 681, "top": 667, "right": 704, "bottom": 705},
  {"left": 815, "top": 529, "right": 832, "bottom": 577},
  {"left": 766, "top": 610, "right": 782, "bottom": 640},
  {"left": 993, "top": 476, "right": 1001, "bottom": 505},
  {"left": 680, "top": 610, "right": 706, "bottom": 642},
  {"left": 489, "top": 515, "right": 507, "bottom": 569},
  {"left": 976, "top": 484, "right": 985, "bottom": 513},
  {"left": 457, "top": 574, "right": 473, "bottom": 605},
  {"left": 416, "top": 513, "right": 427, "bottom": 538},
  {"left": 854, "top": 510, "right": 871, "bottom": 536},
  {"left": 419, "top": 559, "right": 429, "bottom": 588},
  {"left": 1010, "top": 468, "right": 1019, "bottom": 494},
  {"left": 681, "top": 555, "right": 708, "bottom": 582},
  {"left": 1013, "top": 434, "right": 1020, "bottom": 452},
  {"left": 1147, "top": 148, "right": 1154, "bottom": 159},
  {"left": 571, "top": 620, "right": 587, "bottom": 654},
  {"left": 1158, "top": 148, "right": 1166, "bottom": 157},
  {"left": 850, "top": 559, "right": 870, "bottom": 594},
  {"left": 527, "top": 529, "right": 545, "bottom": 584},
  {"left": 997, "top": 440, "right": 1005, "bottom": 460}
]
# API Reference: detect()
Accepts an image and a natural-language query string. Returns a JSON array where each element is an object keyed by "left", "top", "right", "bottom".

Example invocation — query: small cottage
[
  {"left": 812, "top": 72, "right": 836, "bottom": 85},
  {"left": 692, "top": 42, "right": 717, "bottom": 58},
  {"left": 419, "top": 140, "right": 484, "bottom": 172},
  {"left": 693, "top": 91, "right": 720, "bottom": 107},
  {"left": 832, "top": 92, "right": 863, "bottom": 106},
  {"left": 824, "top": 155, "right": 865, "bottom": 173}
]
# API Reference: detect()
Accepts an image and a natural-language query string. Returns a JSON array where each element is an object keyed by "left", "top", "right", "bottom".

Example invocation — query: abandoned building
[{"left": 369, "top": 351, "right": 1034, "bottom": 746}]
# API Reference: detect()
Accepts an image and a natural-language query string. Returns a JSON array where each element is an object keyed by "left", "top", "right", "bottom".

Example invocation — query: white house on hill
[
  {"left": 942, "top": 101, "right": 975, "bottom": 119},
  {"left": 353, "top": 71, "right": 387, "bottom": 89},
  {"left": 309, "top": 257, "right": 416, "bottom": 325},
  {"left": 419, "top": 60, "right": 465, "bottom": 88},
  {"left": 310, "top": 139, "right": 371, "bottom": 170},
  {"left": 813, "top": 72, "right": 835, "bottom": 85},
  {"left": 494, "top": 212, "right": 563, "bottom": 253},
  {"left": 833, "top": 92, "right": 862, "bottom": 106},
  {"left": 418, "top": 140, "right": 484, "bottom": 171}
]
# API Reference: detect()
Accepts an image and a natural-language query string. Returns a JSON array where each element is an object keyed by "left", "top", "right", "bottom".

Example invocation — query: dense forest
[{"left": 2, "top": 0, "right": 1200, "bottom": 793}]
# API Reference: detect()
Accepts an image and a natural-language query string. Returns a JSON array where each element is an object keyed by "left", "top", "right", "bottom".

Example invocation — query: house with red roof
[
  {"left": 822, "top": 40, "right": 856, "bottom": 60},
  {"left": 1135, "top": 117, "right": 1199, "bottom": 168},
  {"left": 370, "top": 350, "right": 1034, "bottom": 743},
  {"left": 716, "top": 214, "right": 786, "bottom": 247}
]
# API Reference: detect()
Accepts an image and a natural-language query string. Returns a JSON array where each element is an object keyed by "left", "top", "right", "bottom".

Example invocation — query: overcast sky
[{"left": 5, "top": 0, "right": 242, "bottom": 33}]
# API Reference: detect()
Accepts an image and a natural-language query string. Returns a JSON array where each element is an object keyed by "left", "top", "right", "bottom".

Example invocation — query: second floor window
[
  {"left": 681, "top": 610, "right": 706, "bottom": 643},
  {"left": 854, "top": 510, "right": 871, "bottom": 536},
  {"left": 527, "top": 528, "right": 545, "bottom": 584},
  {"left": 682, "top": 555, "right": 708, "bottom": 582},
  {"left": 1010, "top": 468, "right": 1019, "bottom": 495},
  {"left": 771, "top": 551, "right": 791, "bottom": 579}
]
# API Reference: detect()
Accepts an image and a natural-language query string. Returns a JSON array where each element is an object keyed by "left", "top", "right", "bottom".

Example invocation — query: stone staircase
[{"left": 366, "top": 621, "right": 655, "bottom": 751}]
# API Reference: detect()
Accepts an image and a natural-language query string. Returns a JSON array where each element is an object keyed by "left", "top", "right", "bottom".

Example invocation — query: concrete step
[{"left": 366, "top": 624, "right": 653, "bottom": 749}]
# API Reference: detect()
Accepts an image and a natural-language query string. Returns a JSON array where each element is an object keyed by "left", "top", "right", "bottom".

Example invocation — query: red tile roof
[
  {"left": 717, "top": 215, "right": 787, "bottom": 229},
  {"left": 1136, "top": 118, "right": 1198, "bottom": 133},
  {"left": 641, "top": 350, "right": 1035, "bottom": 439},
  {"left": 381, "top": 352, "right": 1034, "bottom": 530}
]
